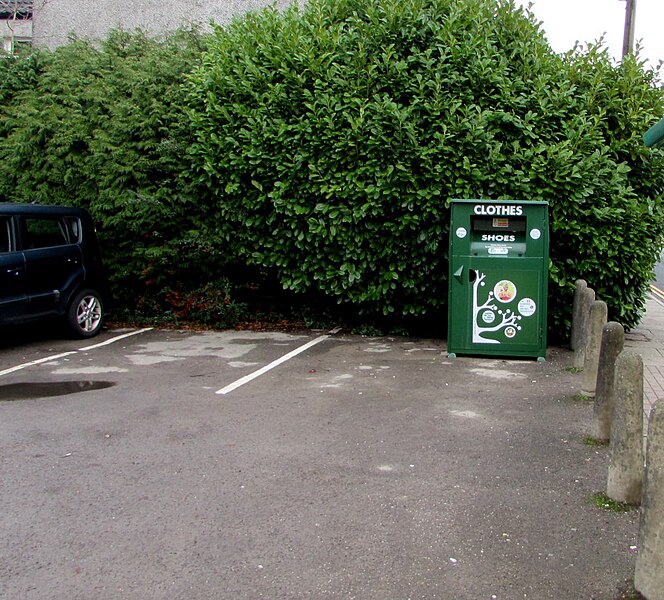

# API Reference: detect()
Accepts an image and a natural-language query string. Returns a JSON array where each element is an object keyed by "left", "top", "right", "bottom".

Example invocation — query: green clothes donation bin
[{"left": 447, "top": 199, "right": 549, "bottom": 361}]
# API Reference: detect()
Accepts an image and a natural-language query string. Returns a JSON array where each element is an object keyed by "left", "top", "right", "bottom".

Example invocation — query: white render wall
[{"left": 32, "top": 0, "right": 300, "bottom": 49}]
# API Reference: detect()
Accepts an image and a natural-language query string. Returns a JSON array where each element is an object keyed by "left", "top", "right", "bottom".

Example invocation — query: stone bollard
[
  {"left": 606, "top": 351, "right": 643, "bottom": 505},
  {"left": 573, "top": 286, "right": 596, "bottom": 370},
  {"left": 635, "top": 402, "right": 664, "bottom": 600},
  {"left": 591, "top": 322, "right": 625, "bottom": 441},
  {"left": 581, "top": 300, "right": 607, "bottom": 395},
  {"left": 570, "top": 279, "right": 587, "bottom": 351}
]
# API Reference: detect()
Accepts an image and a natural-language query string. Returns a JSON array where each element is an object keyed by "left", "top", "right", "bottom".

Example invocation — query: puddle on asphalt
[{"left": 0, "top": 381, "right": 116, "bottom": 401}]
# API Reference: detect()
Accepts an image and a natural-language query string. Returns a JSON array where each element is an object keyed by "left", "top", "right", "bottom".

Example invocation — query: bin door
[
  {"left": 448, "top": 258, "right": 545, "bottom": 353},
  {"left": 467, "top": 263, "right": 543, "bottom": 348}
]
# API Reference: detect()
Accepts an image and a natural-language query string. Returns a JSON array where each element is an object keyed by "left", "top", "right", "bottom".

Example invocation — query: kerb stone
[
  {"left": 573, "top": 287, "right": 596, "bottom": 370},
  {"left": 635, "top": 402, "right": 664, "bottom": 600},
  {"left": 570, "top": 279, "right": 587, "bottom": 351},
  {"left": 581, "top": 300, "right": 607, "bottom": 395},
  {"left": 591, "top": 322, "right": 625, "bottom": 441},
  {"left": 606, "top": 351, "right": 643, "bottom": 505}
]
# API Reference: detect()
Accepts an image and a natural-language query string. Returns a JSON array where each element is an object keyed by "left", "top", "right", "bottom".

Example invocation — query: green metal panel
[{"left": 447, "top": 199, "right": 549, "bottom": 360}]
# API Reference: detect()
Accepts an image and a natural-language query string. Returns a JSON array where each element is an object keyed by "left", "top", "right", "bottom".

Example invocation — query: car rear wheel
[{"left": 67, "top": 289, "right": 104, "bottom": 338}]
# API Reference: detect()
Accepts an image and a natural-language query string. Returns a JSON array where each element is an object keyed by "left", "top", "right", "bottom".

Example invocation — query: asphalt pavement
[{"left": 0, "top": 304, "right": 657, "bottom": 599}]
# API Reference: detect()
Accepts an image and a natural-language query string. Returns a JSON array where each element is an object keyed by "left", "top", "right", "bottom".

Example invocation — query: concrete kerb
[
  {"left": 606, "top": 351, "right": 644, "bottom": 505},
  {"left": 570, "top": 278, "right": 587, "bottom": 352},
  {"left": 581, "top": 300, "right": 608, "bottom": 396},
  {"left": 569, "top": 281, "right": 664, "bottom": 595},
  {"left": 592, "top": 321, "right": 625, "bottom": 441},
  {"left": 573, "top": 285, "right": 595, "bottom": 369},
  {"left": 635, "top": 401, "right": 664, "bottom": 600}
]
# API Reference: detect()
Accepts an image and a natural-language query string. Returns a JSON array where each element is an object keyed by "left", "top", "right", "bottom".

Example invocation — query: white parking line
[
  {"left": 78, "top": 328, "right": 153, "bottom": 351},
  {"left": 216, "top": 327, "right": 341, "bottom": 395},
  {"left": 0, "top": 328, "right": 153, "bottom": 377},
  {"left": 0, "top": 352, "right": 78, "bottom": 377}
]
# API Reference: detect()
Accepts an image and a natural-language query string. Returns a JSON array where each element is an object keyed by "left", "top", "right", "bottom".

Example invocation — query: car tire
[{"left": 66, "top": 289, "right": 104, "bottom": 338}]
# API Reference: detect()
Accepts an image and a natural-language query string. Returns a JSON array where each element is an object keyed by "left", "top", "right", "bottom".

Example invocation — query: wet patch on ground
[{"left": 0, "top": 380, "right": 116, "bottom": 400}]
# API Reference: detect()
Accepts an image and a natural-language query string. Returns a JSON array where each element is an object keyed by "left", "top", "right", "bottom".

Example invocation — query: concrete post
[
  {"left": 581, "top": 300, "right": 607, "bottom": 395},
  {"left": 573, "top": 287, "right": 595, "bottom": 369},
  {"left": 635, "top": 402, "right": 664, "bottom": 599},
  {"left": 591, "top": 322, "right": 625, "bottom": 440},
  {"left": 570, "top": 279, "right": 587, "bottom": 351},
  {"left": 606, "top": 351, "right": 643, "bottom": 505}
]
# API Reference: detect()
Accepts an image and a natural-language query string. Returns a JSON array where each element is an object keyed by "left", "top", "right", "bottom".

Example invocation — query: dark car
[{"left": 0, "top": 203, "right": 108, "bottom": 338}]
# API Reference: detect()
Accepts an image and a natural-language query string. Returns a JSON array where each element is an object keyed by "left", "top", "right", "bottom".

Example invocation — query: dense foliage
[
  {"left": 186, "top": 0, "right": 664, "bottom": 331},
  {"left": 1, "top": 0, "right": 663, "bottom": 334},
  {"left": 0, "top": 29, "right": 242, "bottom": 325}
]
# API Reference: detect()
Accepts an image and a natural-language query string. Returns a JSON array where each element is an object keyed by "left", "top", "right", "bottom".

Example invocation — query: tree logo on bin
[{"left": 472, "top": 271, "right": 524, "bottom": 344}]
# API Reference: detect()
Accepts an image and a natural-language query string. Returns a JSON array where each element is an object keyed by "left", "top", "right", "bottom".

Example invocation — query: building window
[
  {"left": 11, "top": 37, "right": 31, "bottom": 53},
  {"left": 0, "top": 1, "right": 33, "bottom": 20},
  {"left": 1, "top": 1, "right": 33, "bottom": 55}
]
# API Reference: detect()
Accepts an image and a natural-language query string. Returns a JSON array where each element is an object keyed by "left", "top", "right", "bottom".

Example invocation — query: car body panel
[
  {"left": 0, "top": 204, "right": 108, "bottom": 333},
  {"left": 0, "top": 250, "right": 28, "bottom": 322}
]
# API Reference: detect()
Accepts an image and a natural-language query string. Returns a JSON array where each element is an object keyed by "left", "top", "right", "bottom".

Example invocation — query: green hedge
[
  {"left": 0, "top": 29, "right": 239, "bottom": 322},
  {"left": 186, "top": 0, "right": 664, "bottom": 332},
  {"left": 1, "top": 0, "right": 663, "bottom": 335}
]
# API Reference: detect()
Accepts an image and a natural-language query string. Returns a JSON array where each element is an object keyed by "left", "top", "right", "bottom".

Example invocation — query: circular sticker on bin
[
  {"left": 504, "top": 326, "right": 517, "bottom": 338},
  {"left": 481, "top": 310, "right": 496, "bottom": 324},
  {"left": 518, "top": 297, "right": 537, "bottom": 317},
  {"left": 456, "top": 227, "right": 467, "bottom": 239},
  {"left": 530, "top": 229, "right": 541, "bottom": 240},
  {"left": 493, "top": 280, "right": 516, "bottom": 303}
]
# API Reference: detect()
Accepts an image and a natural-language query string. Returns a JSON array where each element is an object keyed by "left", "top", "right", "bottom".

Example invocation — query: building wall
[{"left": 32, "top": 0, "right": 299, "bottom": 49}]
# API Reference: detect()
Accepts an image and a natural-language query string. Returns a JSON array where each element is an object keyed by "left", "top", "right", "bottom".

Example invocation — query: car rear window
[
  {"left": 0, "top": 217, "right": 10, "bottom": 253},
  {"left": 24, "top": 216, "right": 77, "bottom": 249},
  {"left": 65, "top": 216, "right": 82, "bottom": 242}
]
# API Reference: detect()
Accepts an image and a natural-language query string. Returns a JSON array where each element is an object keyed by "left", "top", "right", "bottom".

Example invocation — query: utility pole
[{"left": 622, "top": 0, "right": 637, "bottom": 58}]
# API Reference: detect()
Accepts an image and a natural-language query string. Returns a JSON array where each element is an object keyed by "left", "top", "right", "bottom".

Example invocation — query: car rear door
[
  {"left": 0, "top": 215, "right": 27, "bottom": 323},
  {"left": 19, "top": 214, "right": 84, "bottom": 317}
]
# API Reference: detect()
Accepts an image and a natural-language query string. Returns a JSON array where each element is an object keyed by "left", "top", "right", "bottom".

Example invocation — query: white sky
[{"left": 517, "top": 0, "right": 663, "bottom": 70}]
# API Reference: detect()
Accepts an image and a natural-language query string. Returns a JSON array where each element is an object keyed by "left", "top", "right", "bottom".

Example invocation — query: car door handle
[{"left": 5, "top": 268, "right": 22, "bottom": 276}]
